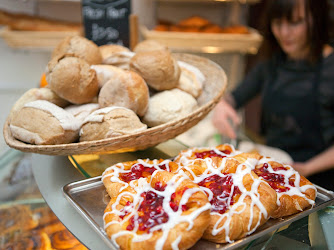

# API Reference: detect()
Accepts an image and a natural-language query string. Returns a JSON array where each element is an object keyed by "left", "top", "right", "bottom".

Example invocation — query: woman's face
[{"left": 271, "top": 0, "right": 310, "bottom": 60}]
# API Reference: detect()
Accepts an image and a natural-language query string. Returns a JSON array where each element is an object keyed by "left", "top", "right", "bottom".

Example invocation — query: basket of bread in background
[
  {"left": 3, "top": 35, "right": 227, "bottom": 155},
  {"left": 141, "top": 16, "right": 263, "bottom": 54},
  {"left": 0, "top": 9, "right": 82, "bottom": 49}
]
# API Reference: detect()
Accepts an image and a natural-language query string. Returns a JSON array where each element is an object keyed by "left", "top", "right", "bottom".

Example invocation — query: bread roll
[
  {"left": 52, "top": 36, "right": 102, "bottom": 65},
  {"left": 133, "top": 39, "right": 169, "bottom": 53},
  {"left": 98, "top": 67, "right": 149, "bottom": 117},
  {"left": 99, "top": 44, "right": 134, "bottom": 69},
  {"left": 46, "top": 56, "right": 99, "bottom": 104},
  {"left": 10, "top": 100, "right": 80, "bottom": 145},
  {"left": 91, "top": 64, "right": 125, "bottom": 88},
  {"left": 8, "top": 88, "right": 69, "bottom": 122},
  {"left": 80, "top": 107, "right": 147, "bottom": 142},
  {"left": 177, "top": 61, "right": 205, "bottom": 98},
  {"left": 65, "top": 103, "right": 100, "bottom": 126},
  {"left": 143, "top": 89, "right": 198, "bottom": 127},
  {"left": 130, "top": 50, "right": 180, "bottom": 91}
]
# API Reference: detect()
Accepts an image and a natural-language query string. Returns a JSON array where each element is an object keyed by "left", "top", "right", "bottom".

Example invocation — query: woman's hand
[
  {"left": 291, "top": 162, "right": 313, "bottom": 177},
  {"left": 212, "top": 98, "right": 241, "bottom": 139}
]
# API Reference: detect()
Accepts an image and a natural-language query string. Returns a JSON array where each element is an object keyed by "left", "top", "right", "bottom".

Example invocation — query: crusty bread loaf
[
  {"left": 10, "top": 100, "right": 80, "bottom": 145},
  {"left": 80, "top": 107, "right": 147, "bottom": 142},
  {"left": 8, "top": 88, "right": 69, "bottom": 122},
  {"left": 98, "top": 67, "right": 149, "bottom": 117},
  {"left": 99, "top": 44, "right": 134, "bottom": 69},
  {"left": 143, "top": 88, "right": 198, "bottom": 127},
  {"left": 129, "top": 50, "right": 180, "bottom": 91},
  {"left": 177, "top": 61, "right": 205, "bottom": 98},
  {"left": 65, "top": 103, "right": 100, "bottom": 126},
  {"left": 52, "top": 36, "right": 102, "bottom": 65},
  {"left": 46, "top": 56, "right": 99, "bottom": 104},
  {"left": 133, "top": 39, "right": 169, "bottom": 53},
  {"left": 90, "top": 64, "right": 125, "bottom": 88}
]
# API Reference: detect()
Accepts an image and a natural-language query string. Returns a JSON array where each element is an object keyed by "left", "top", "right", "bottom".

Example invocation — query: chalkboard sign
[{"left": 82, "top": 0, "right": 131, "bottom": 47}]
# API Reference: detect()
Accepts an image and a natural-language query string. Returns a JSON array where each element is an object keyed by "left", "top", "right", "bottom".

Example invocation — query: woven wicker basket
[{"left": 3, "top": 53, "right": 227, "bottom": 155}]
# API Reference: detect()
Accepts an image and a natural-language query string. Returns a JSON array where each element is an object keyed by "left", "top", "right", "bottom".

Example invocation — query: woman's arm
[{"left": 292, "top": 144, "right": 334, "bottom": 176}]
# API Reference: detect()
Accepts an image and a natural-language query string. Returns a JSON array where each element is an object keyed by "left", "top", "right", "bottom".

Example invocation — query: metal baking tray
[{"left": 63, "top": 177, "right": 334, "bottom": 250}]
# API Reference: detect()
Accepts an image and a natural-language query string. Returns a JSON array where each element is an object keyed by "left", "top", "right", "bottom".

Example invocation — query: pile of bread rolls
[{"left": 8, "top": 36, "right": 206, "bottom": 145}]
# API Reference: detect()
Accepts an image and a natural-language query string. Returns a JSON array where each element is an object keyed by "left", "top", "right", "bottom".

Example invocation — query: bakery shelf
[
  {"left": 155, "top": 0, "right": 261, "bottom": 4},
  {"left": 0, "top": 26, "right": 80, "bottom": 51},
  {"left": 140, "top": 25, "right": 263, "bottom": 54}
]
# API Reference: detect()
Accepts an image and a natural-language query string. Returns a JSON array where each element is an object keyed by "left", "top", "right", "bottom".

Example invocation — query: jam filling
[
  {"left": 120, "top": 162, "right": 167, "bottom": 182},
  {"left": 254, "top": 163, "right": 295, "bottom": 193},
  {"left": 195, "top": 149, "right": 232, "bottom": 159},
  {"left": 198, "top": 174, "right": 240, "bottom": 214},
  {"left": 121, "top": 182, "right": 187, "bottom": 233}
]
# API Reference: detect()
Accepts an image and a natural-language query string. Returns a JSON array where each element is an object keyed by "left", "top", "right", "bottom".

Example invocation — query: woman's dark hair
[{"left": 261, "top": 0, "right": 330, "bottom": 63}]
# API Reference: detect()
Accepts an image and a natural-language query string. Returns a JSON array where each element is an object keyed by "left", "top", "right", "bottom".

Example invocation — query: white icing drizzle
[
  {"left": 102, "top": 159, "right": 172, "bottom": 194},
  {"left": 103, "top": 171, "right": 211, "bottom": 250},
  {"left": 256, "top": 157, "right": 317, "bottom": 207},
  {"left": 175, "top": 145, "right": 270, "bottom": 243},
  {"left": 177, "top": 61, "right": 206, "bottom": 86},
  {"left": 24, "top": 100, "right": 81, "bottom": 131}
]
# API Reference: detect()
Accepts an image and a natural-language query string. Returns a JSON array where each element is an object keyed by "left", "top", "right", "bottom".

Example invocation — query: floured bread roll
[
  {"left": 133, "top": 39, "right": 169, "bottom": 53},
  {"left": 52, "top": 36, "right": 102, "bottom": 65},
  {"left": 80, "top": 107, "right": 147, "bottom": 142},
  {"left": 65, "top": 103, "right": 100, "bottom": 126},
  {"left": 10, "top": 100, "right": 80, "bottom": 145},
  {"left": 177, "top": 61, "right": 205, "bottom": 98},
  {"left": 98, "top": 67, "right": 149, "bottom": 117},
  {"left": 46, "top": 56, "right": 99, "bottom": 104},
  {"left": 90, "top": 65, "right": 124, "bottom": 88},
  {"left": 99, "top": 44, "right": 134, "bottom": 69},
  {"left": 8, "top": 88, "right": 69, "bottom": 122},
  {"left": 129, "top": 50, "right": 180, "bottom": 91},
  {"left": 143, "top": 89, "right": 198, "bottom": 127}
]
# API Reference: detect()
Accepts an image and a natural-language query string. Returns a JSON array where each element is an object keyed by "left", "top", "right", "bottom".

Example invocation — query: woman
[{"left": 212, "top": 0, "right": 334, "bottom": 190}]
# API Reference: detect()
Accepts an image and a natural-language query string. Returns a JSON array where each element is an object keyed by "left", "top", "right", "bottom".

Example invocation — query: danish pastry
[
  {"left": 103, "top": 170, "right": 211, "bottom": 250},
  {"left": 253, "top": 157, "right": 317, "bottom": 218},
  {"left": 0, "top": 205, "right": 38, "bottom": 236},
  {"left": 10, "top": 100, "right": 80, "bottom": 145},
  {"left": 102, "top": 159, "right": 178, "bottom": 198},
  {"left": 173, "top": 145, "right": 277, "bottom": 243},
  {"left": 79, "top": 107, "right": 147, "bottom": 142}
]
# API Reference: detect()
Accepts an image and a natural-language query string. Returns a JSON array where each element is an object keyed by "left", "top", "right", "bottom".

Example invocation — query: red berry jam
[
  {"left": 195, "top": 149, "right": 231, "bottom": 159},
  {"left": 122, "top": 184, "right": 189, "bottom": 233},
  {"left": 254, "top": 163, "right": 294, "bottom": 193},
  {"left": 198, "top": 174, "right": 240, "bottom": 214},
  {"left": 120, "top": 162, "right": 167, "bottom": 182},
  {"left": 123, "top": 190, "right": 169, "bottom": 233}
]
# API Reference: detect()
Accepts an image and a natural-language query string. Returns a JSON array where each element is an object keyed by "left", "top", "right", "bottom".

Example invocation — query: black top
[{"left": 232, "top": 53, "right": 334, "bottom": 189}]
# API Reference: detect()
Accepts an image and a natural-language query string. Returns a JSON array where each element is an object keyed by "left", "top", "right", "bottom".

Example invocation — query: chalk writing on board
[{"left": 82, "top": 0, "right": 131, "bottom": 46}]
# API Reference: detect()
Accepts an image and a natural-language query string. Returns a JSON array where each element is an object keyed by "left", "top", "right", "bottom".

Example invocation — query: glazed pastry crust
[
  {"left": 103, "top": 171, "right": 211, "bottom": 250},
  {"left": 173, "top": 145, "right": 277, "bottom": 243},
  {"left": 254, "top": 160, "right": 316, "bottom": 218},
  {"left": 102, "top": 159, "right": 179, "bottom": 198}
]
